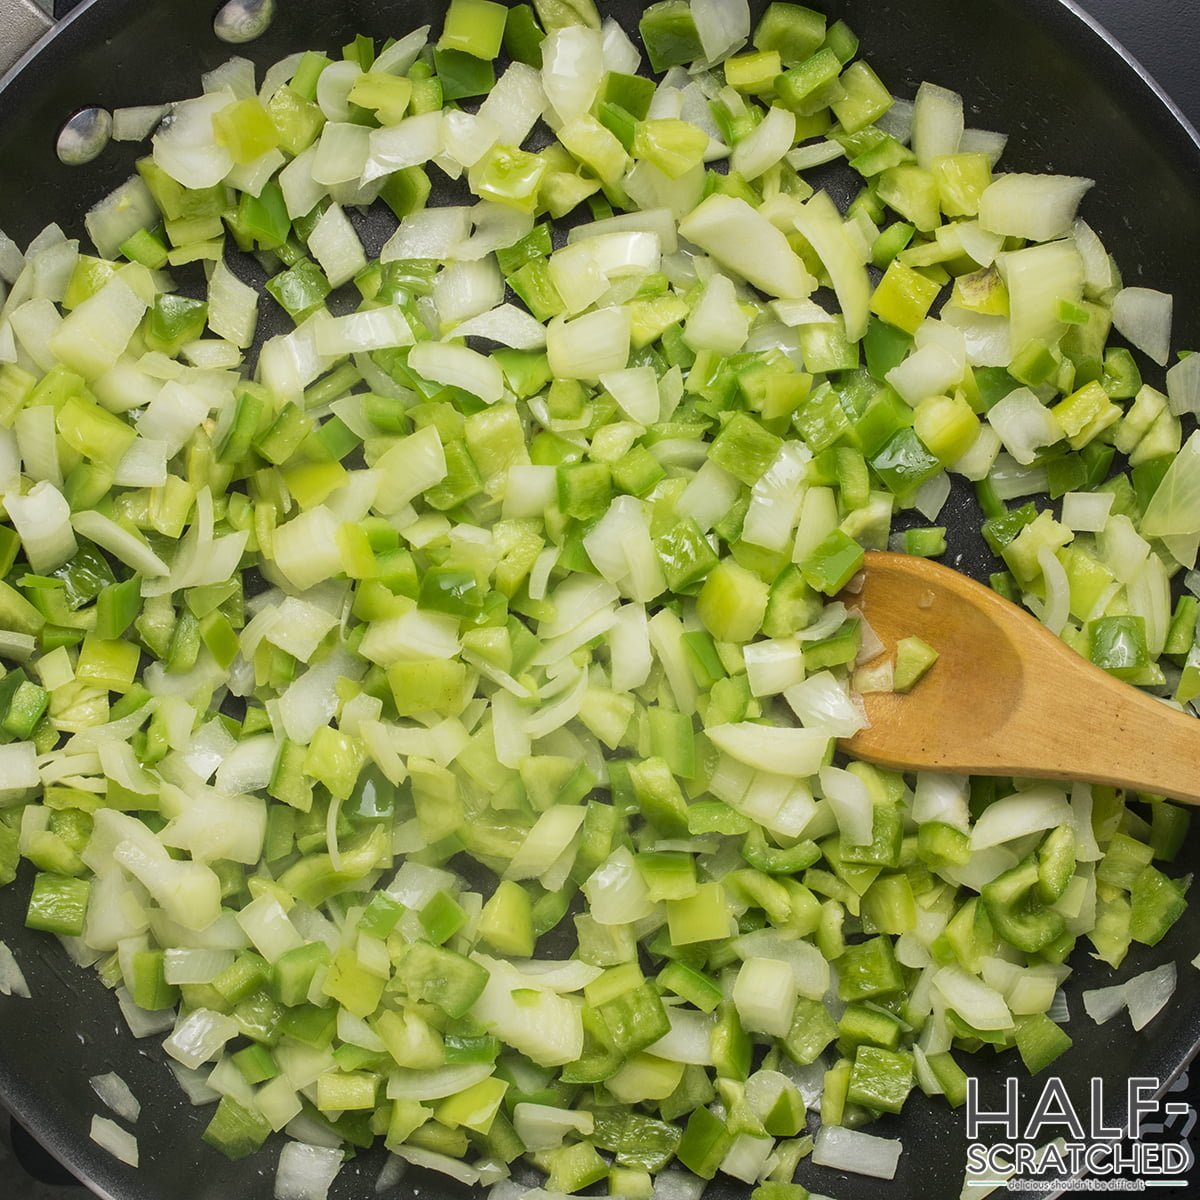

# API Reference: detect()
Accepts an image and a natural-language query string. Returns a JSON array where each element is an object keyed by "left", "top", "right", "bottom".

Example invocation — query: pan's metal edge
[
  {"left": 0, "top": 0, "right": 53, "bottom": 75},
  {"left": 1046, "top": 0, "right": 1200, "bottom": 152},
  {"left": 0, "top": 0, "right": 100, "bottom": 91},
  {"left": 2, "top": 0, "right": 1199, "bottom": 158}
]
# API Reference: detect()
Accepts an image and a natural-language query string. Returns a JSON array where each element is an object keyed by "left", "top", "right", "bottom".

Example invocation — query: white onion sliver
[
  {"left": 90, "top": 1116, "right": 139, "bottom": 1167},
  {"left": 1126, "top": 962, "right": 1177, "bottom": 1032},
  {"left": 1112, "top": 286, "right": 1173, "bottom": 367},
  {"left": 1082, "top": 983, "right": 1128, "bottom": 1026},
  {"left": 90, "top": 1072, "right": 142, "bottom": 1123},
  {"left": 275, "top": 1141, "right": 344, "bottom": 1200},
  {"left": 0, "top": 939, "right": 30, "bottom": 997},
  {"left": 812, "top": 1125, "right": 902, "bottom": 1180}
]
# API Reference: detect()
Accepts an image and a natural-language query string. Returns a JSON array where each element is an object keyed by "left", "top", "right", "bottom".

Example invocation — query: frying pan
[{"left": 1, "top": 1, "right": 1199, "bottom": 1197}]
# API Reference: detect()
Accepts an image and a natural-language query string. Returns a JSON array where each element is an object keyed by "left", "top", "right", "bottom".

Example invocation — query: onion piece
[
  {"left": 819, "top": 764, "right": 874, "bottom": 844},
  {"left": 85, "top": 177, "right": 159, "bottom": 259},
  {"left": 547, "top": 306, "right": 631, "bottom": 381},
  {"left": 364, "top": 111, "right": 444, "bottom": 183},
  {"left": 692, "top": 0, "right": 749, "bottom": 63},
  {"left": 912, "top": 81, "right": 963, "bottom": 169},
  {"left": 507, "top": 959, "right": 602, "bottom": 993},
  {"left": 978, "top": 173, "right": 1093, "bottom": 242},
  {"left": 316, "top": 59, "right": 362, "bottom": 122},
  {"left": 679, "top": 193, "right": 816, "bottom": 299},
  {"left": 1036, "top": 546, "right": 1070, "bottom": 636},
  {"left": 812, "top": 1125, "right": 902, "bottom": 1180},
  {"left": 371, "top": 26, "right": 430, "bottom": 75},
  {"left": 4, "top": 480, "right": 77, "bottom": 573},
  {"left": 1167, "top": 352, "right": 1200, "bottom": 417},
  {"left": 449, "top": 303, "right": 547, "bottom": 350},
  {"left": 390, "top": 1145, "right": 480, "bottom": 1187},
  {"left": 386, "top": 1063, "right": 493, "bottom": 1101},
  {"left": 541, "top": 26, "right": 604, "bottom": 125},
  {"left": 970, "top": 784, "right": 1073, "bottom": 850},
  {"left": 1126, "top": 963, "right": 1177, "bottom": 1031},
  {"left": 407, "top": 341, "right": 504, "bottom": 405},
  {"left": 90, "top": 1072, "right": 141, "bottom": 1123},
  {"left": 152, "top": 90, "right": 235, "bottom": 188},
  {"left": 202, "top": 56, "right": 255, "bottom": 99},
  {"left": 90, "top": 1116, "right": 138, "bottom": 1168},
  {"left": 987, "top": 386, "right": 1063, "bottom": 465},
  {"left": 307, "top": 203, "right": 366, "bottom": 288},
  {"left": 582, "top": 846, "right": 656, "bottom": 925},
  {"left": 786, "top": 673, "right": 867, "bottom": 738},
  {"left": 381, "top": 205, "right": 469, "bottom": 263},
  {"left": 0, "top": 939, "right": 30, "bottom": 998},
  {"left": 1112, "top": 286, "right": 1173, "bottom": 367},
  {"left": 513, "top": 1103, "right": 595, "bottom": 1152},
  {"left": 275, "top": 1142, "right": 344, "bottom": 1200},
  {"left": 999, "top": 239, "right": 1084, "bottom": 351},
  {"left": 1082, "top": 982, "right": 1129, "bottom": 1025},
  {"left": 708, "top": 722, "right": 830, "bottom": 777},
  {"left": 933, "top": 965, "right": 1014, "bottom": 1030},
  {"left": 733, "top": 929, "right": 830, "bottom": 999},
  {"left": 791, "top": 190, "right": 871, "bottom": 341},
  {"left": 731, "top": 104, "right": 794, "bottom": 181},
  {"left": 207, "top": 258, "right": 259, "bottom": 349}
]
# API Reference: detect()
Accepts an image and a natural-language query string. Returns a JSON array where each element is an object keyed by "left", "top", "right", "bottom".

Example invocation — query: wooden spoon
[{"left": 840, "top": 551, "right": 1200, "bottom": 804}]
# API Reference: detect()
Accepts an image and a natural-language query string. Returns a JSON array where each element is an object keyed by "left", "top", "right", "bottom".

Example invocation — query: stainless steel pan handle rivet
[
  {"left": 213, "top": 0, "right": 277, "bottom": 45},
  {"left": 56, "top": 106, "right": 112, "bottom": 166}
]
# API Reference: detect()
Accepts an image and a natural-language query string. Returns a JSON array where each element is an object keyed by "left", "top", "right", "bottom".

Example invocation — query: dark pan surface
[{"left": 1, "top": 1, "right": 1200, "bottom": 1197}]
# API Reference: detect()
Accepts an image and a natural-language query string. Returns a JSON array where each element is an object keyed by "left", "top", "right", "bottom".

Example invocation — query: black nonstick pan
[{"left": 1, "top": 1, "right": 1200, "bottom": 1198}]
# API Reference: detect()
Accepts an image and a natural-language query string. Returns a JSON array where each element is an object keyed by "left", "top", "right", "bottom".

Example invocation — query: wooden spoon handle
[{"left": 1000, "top": 653, "right": 1200, "bottom": 804}]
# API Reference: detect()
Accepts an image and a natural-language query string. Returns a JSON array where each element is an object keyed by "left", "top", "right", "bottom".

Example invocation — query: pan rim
[{"left": 1, "top": 0, "right": 1198, "bottom": 162}]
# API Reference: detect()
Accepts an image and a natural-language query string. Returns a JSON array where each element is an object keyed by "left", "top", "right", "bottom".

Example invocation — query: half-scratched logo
[{"left": 964, "top": 1072, "right": 1195, "bottom": 1191}]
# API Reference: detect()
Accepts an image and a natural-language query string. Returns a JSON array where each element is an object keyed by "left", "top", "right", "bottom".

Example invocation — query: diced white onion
[
  {"left": 1112, "top": 286, "right": 1173, "bottom": 367},
  {"left": 364, "top": 111, "right": 444, "bottom": 183},
  {"left": 275, "top": 1142, "right": 344, "bottom": 1200},
  {"left": 1037, "top": 546, "right": 1070, "bottom": 636},
  {"left": 987, "top": 387, "right": 1062, "bottom": 466},
  {"left": 818, "top": 764, "right": 875, "bottom": 845},
  {"left": 4, "top": 480, "right": 77, "bottom": 573},
  {"left": 1126, "top": 963, "right": 1177, "bottom": 1032},
  {"left": 90, "top": 1116, "right": 139, "bottom": 1167},
  {"left": 912, "top": 81, "right": 963, "bottom": 169},
  {"left": 1166, "top": 352, "right": 1200, "bottom": 417},
  {"left": 0, "top": 939, "right": 30, "bottom": 997},
  {"left": 547, "top": 307, "right": 631, "bottom": 381},
  {"left": 731, "top": 104, "right": 794, "bottom": 181},
  {"left": 708, "top": 722, "right": 830, "bottom": 777},
  {"left": 679, "top": 194, "right": 815, "bottom": 299},
  {"left": 786, "top": 672, "right": 867, "bottom": 738},
  {"left": 513, "top": 1104, "right": 595, "bottom": 1152},
  {"left": 933, "top": 965, "right": 1014, "bottom": 1030},
  {"left": 1061, "top": 490, "right": 1114, "bottom": 533},
  {"left": 812, "top": 1125, "right": 902, "bottom": 1180},
  {"left": 541, "top": 26, "right": 604, "bottom": 125},
  {"left": 90, "top": 1072, "right": 142, "bottom": 1123},
  {"left": 152, "top": 90, "right": 235, "bottom": 188},
  {"left": 978, "top": 173, "right": 1093, "bottom": 242},
  {"left": 307, "top": 203, "right": 366, "bottom": 288},
  {"left": 449, "top": 304, "right": 547, "bottom": 350},
  {"left": 408, "top": 341, "right": 505, "bottom": 404}
]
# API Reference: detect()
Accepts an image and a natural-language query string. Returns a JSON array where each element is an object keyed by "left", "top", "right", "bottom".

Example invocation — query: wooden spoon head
[
  {"left": 840, "top": 552, "right": 1029, "bottom": 773},
  {"left": 840, "top": 553, "right": 1200, "bottom": 805}
]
